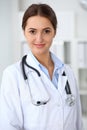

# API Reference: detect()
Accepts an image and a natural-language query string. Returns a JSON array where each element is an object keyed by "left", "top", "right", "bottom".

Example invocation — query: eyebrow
[
  {"left": 28, "top": 27, "right": 52, "bottom": 30},
  {"left": 28, "top": 28, "right": 36, "bottom": 30}
]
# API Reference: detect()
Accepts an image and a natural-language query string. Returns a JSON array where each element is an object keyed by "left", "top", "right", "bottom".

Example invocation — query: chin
[{"left": 34, "top": 49, "right": 48, "bottom": 56}]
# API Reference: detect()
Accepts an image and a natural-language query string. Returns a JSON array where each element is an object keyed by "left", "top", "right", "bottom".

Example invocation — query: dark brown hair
[{"left": 22, "top": 3, "right": 57, "bottom": 31}]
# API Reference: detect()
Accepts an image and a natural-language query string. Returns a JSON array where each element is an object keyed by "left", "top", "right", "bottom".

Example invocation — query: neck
[
  {"left": 34, "top": 52, "right": 53, "bottom": 68},
  {"left": 34, "top": 52, "right": 54, "bottom": 80}
]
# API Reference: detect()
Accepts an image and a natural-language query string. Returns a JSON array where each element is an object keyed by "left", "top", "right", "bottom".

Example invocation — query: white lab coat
[{"left": 0, "top": 53, "right": 83, "bottom": 130}]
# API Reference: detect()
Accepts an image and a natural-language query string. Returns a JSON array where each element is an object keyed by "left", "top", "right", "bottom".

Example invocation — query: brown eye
[
  {"left": 29, "top": 30, "right": 36, "bottom": 35},
  {"left": 44, "top": 29, "right": 51, "bottom": 34}
]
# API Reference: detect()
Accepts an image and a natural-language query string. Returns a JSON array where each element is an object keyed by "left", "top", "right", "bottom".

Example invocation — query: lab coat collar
[
  {"left": 57, "top": 69, "right": 67, "bottom": 95},
  {"left": 25, "top": 51, "right": 68, "bottom": 95},
  {"left": 26, "top": 50, "right": 64, "bottom": 75},
  {"left": 51, "top": 52, "right": 64, "bottom": 71},
  {"left": 26, "top": 51, "right": 42, "bottom": 74}
]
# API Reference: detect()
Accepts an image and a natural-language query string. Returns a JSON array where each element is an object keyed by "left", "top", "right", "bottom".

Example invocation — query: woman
[{"left": 0, "top": 3, "right": 83, "bottom": 130}]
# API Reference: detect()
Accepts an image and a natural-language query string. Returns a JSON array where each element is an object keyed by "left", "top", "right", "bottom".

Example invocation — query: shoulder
[
  {"left": 1, "top": 60, "right": 23, "bottom": 91},
  {"left": 64, "top": 64, "right": 77, "bottom": 84},
  {"left": 2, "top": 60, "right": 22, "bottom": 80},
  {"left": 64, "top": 64, "right": 78, "bottom": 94},
  {"left": 4, "top": 61, "right": 20, "bottom": 72},
  {"left": 64, "top": 64, "right": 75, "bottom": 77}
]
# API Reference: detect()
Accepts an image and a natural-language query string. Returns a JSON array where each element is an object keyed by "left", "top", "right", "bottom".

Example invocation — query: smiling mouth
[{"left": 34, "top": 43, "right": 45, "bottom": 48}]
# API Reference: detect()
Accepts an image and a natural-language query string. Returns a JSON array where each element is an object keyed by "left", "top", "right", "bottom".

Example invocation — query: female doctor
[{"left": 0, "top": 3, "right": 83, "bottom": 130}]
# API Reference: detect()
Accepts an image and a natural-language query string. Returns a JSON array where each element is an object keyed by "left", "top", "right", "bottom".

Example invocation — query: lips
[{"left": 34, "top": 43, "right": 45, "bottom": 48}]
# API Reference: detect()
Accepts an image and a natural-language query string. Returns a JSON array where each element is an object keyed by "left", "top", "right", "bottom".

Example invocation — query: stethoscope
[{"left": 22, "top": 55, "right": 75, "bottom": 106}]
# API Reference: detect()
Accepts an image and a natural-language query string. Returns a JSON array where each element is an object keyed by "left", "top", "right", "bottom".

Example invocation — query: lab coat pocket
[{"left": 23, "top": 101, "right": 47, "bottom": 130}]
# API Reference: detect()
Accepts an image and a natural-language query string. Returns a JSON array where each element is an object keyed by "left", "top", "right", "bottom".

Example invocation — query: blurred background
[{"left": 0, "top": 0, "right": 87, "bottom": 129}]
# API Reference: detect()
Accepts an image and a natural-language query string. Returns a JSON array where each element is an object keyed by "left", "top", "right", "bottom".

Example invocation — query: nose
[{"left": 36, "top": 32, "right": 43, "bottom": 43}]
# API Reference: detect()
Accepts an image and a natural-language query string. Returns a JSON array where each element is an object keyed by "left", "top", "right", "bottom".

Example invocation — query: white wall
[
  {"left": 0, "top": 0, "right": 19, "bottom": 84},
  {"left": 0, "top": 0, "right": 12, "bottom": 83}
]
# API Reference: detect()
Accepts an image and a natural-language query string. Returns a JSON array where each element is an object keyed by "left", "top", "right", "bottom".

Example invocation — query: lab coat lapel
[
  {"left": 26, "top": 52, "right": 51, "bottom": 103},
  {"left": 26, "top": 52, "right": 67, "bottom": 96},
  {"left": 26, "top": 52, "right": 41, "bottom": 74},
  {"left": 58, "top": 73, "right": 67, "bottom": 95}
]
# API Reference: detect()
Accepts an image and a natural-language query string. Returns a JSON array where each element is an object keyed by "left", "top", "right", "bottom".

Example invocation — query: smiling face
[{"left": 24, "top": 16, "right": 56, "bottom": 56}]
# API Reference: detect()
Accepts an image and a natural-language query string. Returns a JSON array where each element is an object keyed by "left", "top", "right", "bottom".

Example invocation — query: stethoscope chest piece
[{"left": 66, "top": 94, "right": 75, "bottom": 106}]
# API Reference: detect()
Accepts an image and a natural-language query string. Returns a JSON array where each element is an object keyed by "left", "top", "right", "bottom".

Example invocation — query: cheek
[
  {"left": 25, "top": 36, "right": 33, "bottom": 44},
  {"left": 46, "top": 36, "right": 54, "bottom": 44},
  {"left": 24, "top": 31, "right": 32, "bottom": 42}
]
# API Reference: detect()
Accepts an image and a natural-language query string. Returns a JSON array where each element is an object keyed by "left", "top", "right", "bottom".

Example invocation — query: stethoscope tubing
[
  {"left": 21, "top": 55, "right": 75, "bottom": 106},
  {"left": 22, "top": 55, "right": 41, "bottom": 80},
  {"left": 22, "top": 55, "right": 71, "bottom": 94}
]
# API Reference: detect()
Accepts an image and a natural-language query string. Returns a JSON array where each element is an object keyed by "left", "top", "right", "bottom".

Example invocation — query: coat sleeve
[
  {"left": 0, "top": 67, "right": 23, "bottom": 130},
  {"left": 65, "top": 65, "right": 84, "bottom": 130},
  {"left": 75, "top": 79, "right": 84, "bottom": 130}
]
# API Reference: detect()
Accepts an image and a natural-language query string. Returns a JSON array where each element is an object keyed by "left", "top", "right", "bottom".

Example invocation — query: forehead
[{"left": 26, "top": 16, "right": 53, "bottom": 29}]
